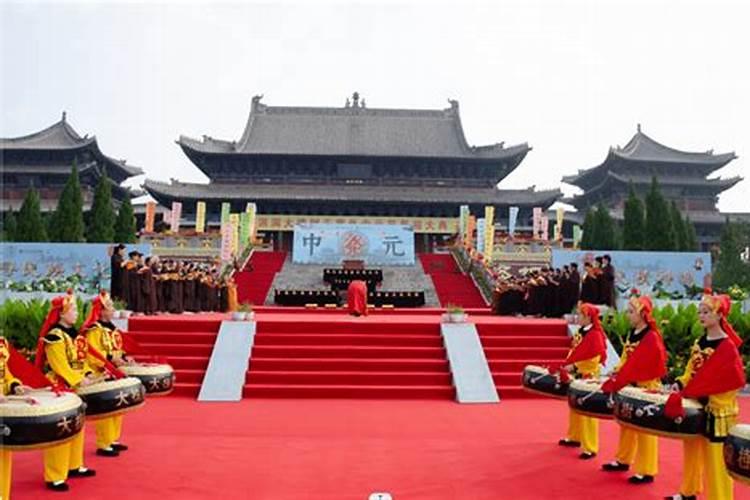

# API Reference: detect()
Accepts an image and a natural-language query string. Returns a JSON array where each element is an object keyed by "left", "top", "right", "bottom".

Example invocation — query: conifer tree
[
  {"left": 16, "top": 188, "right": 48, "bottom": 241},
  {"left": 114, "top": 195, "right": 137, "bottom": 243},
  {"left": 86, "top": 171, "right": 115, "bottom": 242},
  {"left": 622, "top": 184, "right": 645, "bottom": 250}
]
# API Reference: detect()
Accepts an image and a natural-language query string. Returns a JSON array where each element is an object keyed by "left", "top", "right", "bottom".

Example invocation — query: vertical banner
[
  {"left": 476, "top": 218, "right": 486, "bottom": 255},
  {"left": 556, "top": 206, "right": 564, "bottom": 240},
  {"left": 484, "top": 206, "right": 495, "bottom": 260},
  {"left": 239, "top": 212, "right": 251, "bottom": 249},
  {"left": 553, "top": 223, "right": 560, "bottom": 241},
  {"left": 229, "top": 214, "right": 240, "bottom": 256},
  {"left": 221, "top": 202, "right": 231, "bottom": 225},
  {"left": 195, "top": 201, "right": 206, "bottom": 234},
  {"left": 220, "top": 223, "right": 233, "bottom": 262},
  {"left": 573, "top": 225, "right": 583, "bottom": 249},
  {"left": 508, "top": 206, "right": 519, "bottom": 237},
  {"left": 144, "top": 201, "right": 156, "bottom": 233},
  {"left": 532, "top": 207, "right": 542, "bottom": 239},
  {"left": 459, "top": 205, "right": 470, "bottom": 242},
  {"left": 170, "top": 202, "right": 182, "bottom": 233},
  {"left": 245, "top": 202, "right": 257, "bottom": 242},
  {"left": 466, "top": 215, "right": 476, "bottom": 249},
  {"left": 540, "top": 215, "right": 549, "bottom": 241}
]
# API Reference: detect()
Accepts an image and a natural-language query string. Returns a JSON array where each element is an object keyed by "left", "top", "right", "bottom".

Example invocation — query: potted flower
[
  {"left": 113, "top": 299, "right": 131, "bottom": 318},
  {"left": 232, "top": 303, "right": 254, "bottom": 321},
  {"left": 444, "top": 304, "right": 466, "bottom": 323}
]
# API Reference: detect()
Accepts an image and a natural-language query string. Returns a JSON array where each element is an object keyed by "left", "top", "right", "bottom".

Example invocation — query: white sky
[{"left": 1, "top": 0, "right": 748, "bottom": 212}]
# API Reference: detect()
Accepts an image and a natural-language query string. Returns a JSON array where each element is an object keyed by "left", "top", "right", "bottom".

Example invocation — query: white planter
[
  {"left": 231, "top": 312, "right": 247, "bottom": 321},
  {"left": 111, "top": 310, "right": 121, "bottom": 319},
  {"left": 442, "top": 312, "right": 466, "bottom": 323},
  {"left": 245, "top": 311, "right": 255, "bottom": 321},
  {"left": 120, "top": 310, "right": 132, "bottom": 319}
]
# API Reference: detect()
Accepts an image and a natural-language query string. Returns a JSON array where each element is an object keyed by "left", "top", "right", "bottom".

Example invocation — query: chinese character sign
[
  {"left": 170, "top": 202, "right": 182, "bottom": 233},
  {"left": 484, "top": 206, "right": 495, "bottom": 259},
  {"left": 476, "top": 218, "right": 486, "bottom": 255},
  {"left": 540, "top": 215, "right": 549, "bottom": 241},
  {"left": 245, "top": 203, "right": 257, "bottom": 241},
  {"left": 508, "top": 206, "right": 519, "bottom": 237},
  {"left": 195, "top": 201, "right": 206, "bottom": 234},
  {"left": 229, "top": 214, "right": 240, "bottom": 255},
  {"left": 532, "top": 207, "right": 542, "bottom": 239},
  {"left": 292, "top": 224, "right": 415, "bottom": 266},
  {"left": 220, "top": 223, "right": 233, "bottom": 262},
  {"left": 144, "top": 202, "right": 156, "bottom": 233}
]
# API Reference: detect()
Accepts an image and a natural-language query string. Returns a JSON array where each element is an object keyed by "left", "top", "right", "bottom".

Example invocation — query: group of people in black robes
[
  {"left": 491, "top": 255, "right": 616, "bottom": 317},
  {"left": 109, "top": 244, "right": 231, "bottom": 315}
]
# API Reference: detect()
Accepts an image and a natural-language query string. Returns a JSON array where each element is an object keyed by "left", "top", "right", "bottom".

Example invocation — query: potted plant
[
  {"left": 444, "top": 303, "right": 466, "bottom": 323},
  {"left": 232, "top": 303, "right": 254, "bottom": 321},
  {"left": 113, "top": 299, "right": 130, "bottom": 318}
]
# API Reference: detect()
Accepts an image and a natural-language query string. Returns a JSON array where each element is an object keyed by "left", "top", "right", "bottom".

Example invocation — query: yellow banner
[
  {"left": 484, "top": 206, "right": 495, "bottom": 259},
  {"left": 229, "top": 213, "right": 240, "bottom": 255},
  {"left": 556, "top": 206, "right": 565, "bottom": 240},
  {"left": 246, "top": 202, "right": 257, "bottom": 242},
  {"left": 195, "top": 201, "right": 206, "bottom": 234},
  {"left": 253, "top": 214, "right": 459, "bottom": 234},
  {"left": 466, "top": 215, "right": 476, "bottom": 248}
]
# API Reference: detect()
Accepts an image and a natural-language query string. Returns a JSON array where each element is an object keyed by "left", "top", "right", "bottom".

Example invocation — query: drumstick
[{"left": 1, "top": 395, "right": 40, "bottom": 405}]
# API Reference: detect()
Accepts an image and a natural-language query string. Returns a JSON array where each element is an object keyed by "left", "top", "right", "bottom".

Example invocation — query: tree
[
  {"left": 670, "top": 201, "right": 689, "bottom": 251},
  {"left": 684, "top": 216, "right": 698, "bottom": 251},
  {"left": 622, "top": 184, "right": 645, "bottom": 250},
  {"left": 86, "top": 171, "right": 115, "bottom": 242},
  {"left": 714, "top": 220, "right": 750, "bottom": 289},
  {"left": 1, "top": 210, "right": 17, "bottom": 241},
  {"left": 594, "top": 203, "right": 618, "bottom": 249},
  {"left": 580, "top": 209, "right": 597, "bottom": 250},
  {"left": 50, "top": 160, "right": 85, "bottom": 242},
  {"left": 644, "top": 177, "right": 675, "bottom": 251},
  {"left": 114, "top": 195, "right": 137, "bottom": 243},
  {"left": 15, "top": 189, "right": 48, "bottom": 241}
]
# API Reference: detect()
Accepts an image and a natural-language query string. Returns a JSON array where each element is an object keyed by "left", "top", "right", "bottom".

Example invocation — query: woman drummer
[
  {"left": 664, "top": 294, "right": 745, "bottom": 500},
  {"left": 1, "top": 336, "right": 23, "bottom": 500},
  {"left": 600, "top": 295, "right": 667, "bottom": 484},
  {"left": 83, "top": 291, "right": 132, "bottom": 456},
  {"left": 34, "top": 292, "right": 97, "bottom": 491},
  {"left": 557, "top": 302, "right": 608, "bottom": 459}
]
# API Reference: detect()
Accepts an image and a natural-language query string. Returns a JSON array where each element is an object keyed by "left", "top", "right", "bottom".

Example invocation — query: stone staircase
[{"left": 269, "top": 258, "right": 440, "bottom": 307}]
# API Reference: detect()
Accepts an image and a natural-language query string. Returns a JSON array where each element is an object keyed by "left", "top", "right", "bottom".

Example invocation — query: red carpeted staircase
[
  {"left": 236, "top": 251, "right": 287, "bottom": 306},
  {"left": 127, "top": 316, "right": 223, "bottom": 397},
  {"left": 477, "top": 319, "right": 569, "bottom": 399},
  {"left": 245, "top": 319, "right": 455, "bottom": 399},
  {"left": 419, "top": 253, "right": 487, "bottom": 308}
]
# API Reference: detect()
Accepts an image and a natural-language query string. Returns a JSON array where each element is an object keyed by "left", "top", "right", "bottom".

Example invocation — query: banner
[
  {"left": 484, "top": 206, "right": 495, "bottom": 259},
  {"left": 293, "top": 223, "right": 415, "bottom": 266},
  {"left": 532, "top": 207, "right": 542, "bottom": 239},
  {"left": 252, "top": 215, "right": 458, "bottom": 234},
  {"left": 540, "top": 215, "right": 549, "bottom": 241},
  {"left": 170, "top": 202, "right": 182, "bottom": 233},
  {"left": 229, "top": 214, "right": 240, "bottom": 256},
  {"left": 245, "top": 203, "right": 257, "bottom": 242},
  {"left": 144, "top": 201, "right": 156, "bottom": 233},
  {"left": 573, "top": 225, "right": 583, "bottom": 249},
  {"left": 459, "top": 205, "right": 470, "bottom": 242},
  {"left": 220, "top": 223, "right": 233, "bottom": 262},
  {"left": 195, "top": 201, "right": 206, "bottom": 234},
  {"left": 239, "top": 212, "right": 251, "bottom": 249},
  {"left": 221, "top": 202, "right": 231, "bottom": 225},
  {"left": 466, "top": 215, "right": 476, "bottom": 249},
  {"left": 553, "top": 222, "right": 560, "bottom": 241},
  {"left": 476, "top": 218, "right": 486, "bottom": 255},
  {"left": 508, "top": 206, "right": 519, "bottom": 237},
  {"left": 556, "top": 206, "right": 564, "bottom": 240}
]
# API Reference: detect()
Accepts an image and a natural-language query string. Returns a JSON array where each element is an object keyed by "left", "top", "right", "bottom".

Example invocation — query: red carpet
[
  {"left": 11, "top": 397, "right": 750, "bottom": 499},
  {"left": 246, "top": 314, "right": 455, "bottom": 399},
  {"left": 236, "top": 251, "right": 287, "bottom": 306},
  {"left": 419, "top": 253, "right": 487, "bottom": 308}
]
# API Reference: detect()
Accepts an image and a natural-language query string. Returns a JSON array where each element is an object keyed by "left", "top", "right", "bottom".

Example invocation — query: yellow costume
[
  {"left": 41, "top": 325, "right": 91, "bottom": 483},
  {"left": 610, "top": 328, "right": 660, "bottom": 477},
  {"left": 677, "top": 336, "right": 740, "bottom": 499},
  {"left": 86, "top": 321, "right": 125, "bottom": 450},
  {"left": 564, "top": 326, "right": 603, "bottom": 454},
  {"left": 1, "top": 339, "right": 21, "bottom": 500}
]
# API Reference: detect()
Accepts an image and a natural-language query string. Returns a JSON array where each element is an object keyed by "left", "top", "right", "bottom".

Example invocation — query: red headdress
[
  {"left": 702, "top": 294, "right": 742, "bottom": 347},
  {"left": 557, "top": 303, "right": 608, "bottom": 382},
  {"left": 34, "top": 291, "right": 76, "bottom": 370},
  {"left": 82, "top": 290, "right": 114, "bottom": 333}
]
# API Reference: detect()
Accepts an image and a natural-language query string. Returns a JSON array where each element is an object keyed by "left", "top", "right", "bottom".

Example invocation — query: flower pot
[
  {"left": 245, "top": 311, "right": 255, "bottom": 321},
  {"left": 120, "top": 310, "right": 132, "bottom": 319},
  {"left": 449, "top": 312, "right": 466, "bottom": 323},
  {"left": 112, "top": 310, "right": 122, "bottom": 319},
  {"left": 231, "top": 312, "right": 247, "bottom": 321}
]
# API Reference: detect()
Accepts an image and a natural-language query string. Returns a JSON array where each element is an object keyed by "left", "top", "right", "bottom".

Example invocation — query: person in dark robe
[
  {"left": 594, "top": 256, "right": 605, "bottom": 305},
  {"left": 139, "top": 256, "right": 155, "bottom": 315},
  {"left": 167, "top": 263, "right": 184, "bottom": 314},
  {"left": 126, "top": 251, "right": 142, "bottom": 313},
  {"left": 580, "top": 262, "right": 599, "bottom": 304},
  {"left": 110, "top": 244, "right": 125, "bottom": 301},
  {"left": 601, "top": 254, "right": 616, "bottom": 308},
  {"left": 569, "top": 263, "right": 581, "bottom": 311}
]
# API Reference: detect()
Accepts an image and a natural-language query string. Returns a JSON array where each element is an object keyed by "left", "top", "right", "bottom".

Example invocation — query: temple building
[
  {"left": 0, "top": 112, "right": 142, "bottom": 211},
  {"left": 144, "top": 93, "right": 560, "bottom": 248},
  {"left": 563, "top": 125, "right": 744, "bottom": 248}
]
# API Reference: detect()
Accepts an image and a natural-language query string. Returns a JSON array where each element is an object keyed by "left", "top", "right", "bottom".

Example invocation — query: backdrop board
[{"left": 292, "top": 224, "right": 415, "bottom": 266}]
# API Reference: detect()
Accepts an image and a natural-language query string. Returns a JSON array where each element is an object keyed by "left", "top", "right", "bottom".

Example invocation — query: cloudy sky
[{"left": 1, "top": 0, "right": 748, "bottom": 211}]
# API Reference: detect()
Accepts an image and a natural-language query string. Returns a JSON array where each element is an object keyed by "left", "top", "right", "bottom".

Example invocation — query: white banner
[
  {"left": 508, "top": 206, "right": 519, "bottom": 237},
  {"left": 476, "top": 218, "right": 486, "bottom": 255},
  {"left": 170, "top": 202, "right": 182, "bottom": 233}
]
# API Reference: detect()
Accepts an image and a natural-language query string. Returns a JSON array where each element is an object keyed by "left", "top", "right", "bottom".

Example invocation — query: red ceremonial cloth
[
  {"left": 564, "top": 325, "right": 608, "bottom": 367},
  {"left": 7, "top": 342, "right": 55, "bottom": 389},
  {"left": 601, "top": 330, "right": 667, "bottom": 393},
  {"left": 347, "top": 280, "right": 368, "bottom": 317}
]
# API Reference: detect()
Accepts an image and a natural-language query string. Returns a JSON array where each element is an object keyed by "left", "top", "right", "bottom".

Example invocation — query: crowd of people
[
  {"left": 491, "top": 254, "right": 616, "bottom": 317},
  {"left": 109, "top": 244, "right": 238, "bottom": 314}
]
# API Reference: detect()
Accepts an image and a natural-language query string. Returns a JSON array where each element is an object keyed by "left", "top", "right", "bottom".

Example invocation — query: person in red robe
[
  {"left": 347, "top": 279, "right": 368, "bottom": 317},
  {"left": 664, "top": 294, "right": 745, "bottom": 500},
  {"left": 600, "top": 295, "right": 667, "bottom": 484}
]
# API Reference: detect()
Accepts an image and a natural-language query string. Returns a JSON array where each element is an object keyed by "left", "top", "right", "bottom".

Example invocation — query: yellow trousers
[
  {"left": 95, "top": 416, "right": 123, "bottom": 449},
  {"left": 1, "top": 450, "right": 11, "bottom": 500},
  {"left": 43, "top": 429, "right": 85, "bottom": 483},
  {"left": 566, "top": 411, "right": 599, "bottom": 453},
  {"left": 680, "top": 437, "right": 733, "bottom": 499},
  {"left": 614, "top": 426, "right": 658, "bottom": 476}
]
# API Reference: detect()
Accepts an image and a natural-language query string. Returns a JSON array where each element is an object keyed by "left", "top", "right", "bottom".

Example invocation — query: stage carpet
[{"left": 11, "top": 397, "right": 750, "bottom": 499}]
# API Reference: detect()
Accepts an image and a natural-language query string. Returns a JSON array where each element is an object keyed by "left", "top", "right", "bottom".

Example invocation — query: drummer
[
  {"left": 34, "top": 292, "right": 97, "bottom": 491},
  {"left": 1, "top": 336, "right": 23, "bottom": 500},
  {"left": 664, "top": 294, "right": 745, "bottom": 500},
  {"left": 557, "top": 302, "right": 608, "bottom": 459},
  {"left": 83, "top": 291, "right": 131, "bottom": 457},
  {"left": 600, "top": 295, "right": 667, "bottom": 484}
]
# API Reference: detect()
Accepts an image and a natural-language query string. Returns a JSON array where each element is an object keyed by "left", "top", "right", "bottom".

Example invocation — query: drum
[
  {"left": 0, "top": 391, "right": 85, "bottom": 450},
  {"left": 725, "top": 424, "right": 750, "bottom": 486},
  {"left": 121, "top": 363, "right": 175, "bottom": 395},
  {"left": 77, "top": 377, "right": 146, "bottom": 420},
  {"left": 567, "top": 379, "right": 614, "bottom": 420},
  {"left": 521, "top": 365, "right": 569, "bottom": 399},
  {"left": 614, "top": 386, "right": 704, "bottom": 439}
]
